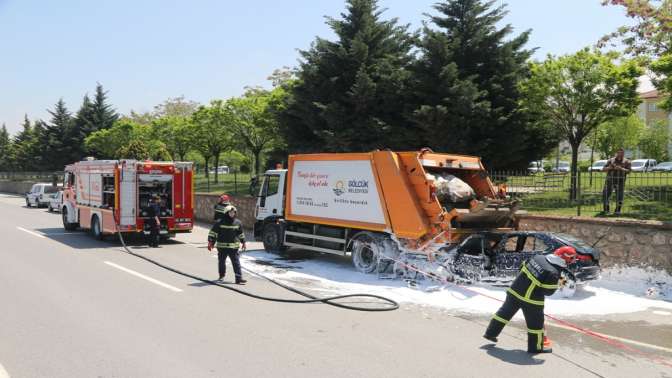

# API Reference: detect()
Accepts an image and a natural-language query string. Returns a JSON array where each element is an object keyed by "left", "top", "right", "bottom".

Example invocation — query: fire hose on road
[{"left": 112, "top": 215, "right": 399, "bottom": 312}]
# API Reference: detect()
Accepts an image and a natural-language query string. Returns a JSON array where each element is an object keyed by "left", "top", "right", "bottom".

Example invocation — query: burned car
[{"left": 441, "top": 231, "right": 600, "bottom": 296}]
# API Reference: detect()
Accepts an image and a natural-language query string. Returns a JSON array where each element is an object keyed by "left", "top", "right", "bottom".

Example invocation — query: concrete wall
[
  {"left": 194, "top": 193, "right": 257, "bottom": 228},
  {"left": 0, "top": 181, "right": 38, "bottom": 195},
  {"left": 518, "top": 214, "right": 672, "bottom": 272}
]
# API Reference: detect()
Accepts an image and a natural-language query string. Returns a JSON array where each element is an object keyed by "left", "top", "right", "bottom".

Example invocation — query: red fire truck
[{"left": 61, "top": 158, "right": 194, "bottom": 239}]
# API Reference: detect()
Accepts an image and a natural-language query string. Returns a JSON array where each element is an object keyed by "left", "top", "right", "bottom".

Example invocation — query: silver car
[
  {"left": 588, "top": 160, "right": 608, "bottom": 172},
  {"left": 25, "top": 183, "right": 60, "bottom": 208},
  {"left": 631, "top": 159, "right": 657, "bottom": 172}
]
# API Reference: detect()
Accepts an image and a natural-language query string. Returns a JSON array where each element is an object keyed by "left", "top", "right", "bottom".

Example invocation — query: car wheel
[
  {"left": 48, "top": 205, "right": 53, "bottom": 212},
  {"left": 91, "top": 216, "right": 103, "bottom": 240},
  {"left": 26, "top": 198, "right": 31, "bottom": 207}
]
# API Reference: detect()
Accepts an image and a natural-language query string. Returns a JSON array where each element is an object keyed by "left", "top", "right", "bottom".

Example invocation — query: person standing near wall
[{"left": 602, "top": 148, "right": 631, "bottom": 215}]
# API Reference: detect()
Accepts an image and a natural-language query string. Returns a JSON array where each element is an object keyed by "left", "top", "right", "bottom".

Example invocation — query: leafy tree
[
  {"left": 639, "top": 120, "right": 670, "bottom": 161},
  {"left": 228, "top": 89, "right": 284, "bottom": 175},
  {"left": 602, "top": 1, "right": 672, "bottom": 110},
  {"left": 521, "top": 49, "right": 642, "bottom": 199},
  {"left": 153, "top": 96, "right": 199, "bottom": 118},
  {"left": 85, "top": 119, "right": 170, "bottom": 160},
  {"left": 152, "top": 116, "right": 194, "bottom": 161},
  {"left": 281, "top": 0, "right": 414, "bottom": 152},
  {"left": 591, "top": 115, "right": 645, "bottom": 159},
  {"left": 191, "top": 100, "right": 235, "bottom": 183},
  {"left": 601, "top": 0, "right": 672, "bottom": 57},
  {"left": 411, "top": 0, "right": 554, "bottom": 169}
]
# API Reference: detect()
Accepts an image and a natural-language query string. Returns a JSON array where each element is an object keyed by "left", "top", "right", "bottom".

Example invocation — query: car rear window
[{"left": 44, "top": 186, "right": 59, "bottom": 193}]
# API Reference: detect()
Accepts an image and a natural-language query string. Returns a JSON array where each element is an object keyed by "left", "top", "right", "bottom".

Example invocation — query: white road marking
[
  {"left": 104, "top": 261, "right": 183, "bottom": 292},
  {"left": 548, "top": 322, "right": 672, "bottom": 354},
  {"left": 16, "top": 227, "right": 45, "bottom": 239},
  {"left": 0, "top": 361, "right": 9, "bottom": 378}
]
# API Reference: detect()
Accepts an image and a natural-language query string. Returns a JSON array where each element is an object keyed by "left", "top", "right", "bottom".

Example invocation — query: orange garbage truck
[{"left": 253, "top": 149, "right": 519, "bottom": 276}]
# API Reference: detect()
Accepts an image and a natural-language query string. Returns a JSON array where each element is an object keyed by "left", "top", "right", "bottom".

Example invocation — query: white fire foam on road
[{"left": 241, "top": 250, "right": 672, "bottom": 317}]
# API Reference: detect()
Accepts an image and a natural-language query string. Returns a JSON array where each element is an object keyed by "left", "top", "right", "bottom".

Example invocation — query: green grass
[
  {"left": 193, "top": 172, "right": 255, "bottom": 196},
  {"left": 489, "top": 172, "right": 672, "bottom": 222}
]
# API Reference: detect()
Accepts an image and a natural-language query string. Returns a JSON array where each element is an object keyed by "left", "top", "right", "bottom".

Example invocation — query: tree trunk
[
  {"left": 214, "top": 152, "right": 220, "bottom": 184},
  {"left": 253, "top": 148, "right": 262, "bottom": 176},
  {"left": 204, "top": 156, "right": 210, "bottom": 179},
  {"left": 569, "top": 142, "right": 580, "bottom": 201}
]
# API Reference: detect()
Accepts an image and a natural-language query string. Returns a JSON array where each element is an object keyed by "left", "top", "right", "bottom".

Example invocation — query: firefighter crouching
[
  {"left": 214, "top": 194, "right": 232, "bottom": 222},
  {"left": 208, "top": 205, "right": 247, "bottom": 284},
  {"left": 483, "top": 246, "right": 577, "bottom": 353}
]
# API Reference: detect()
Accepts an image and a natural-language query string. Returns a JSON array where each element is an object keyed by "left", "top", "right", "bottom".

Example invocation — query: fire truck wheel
[
  {"left": 351, "top": 232, "right": 380, "bottom": 274},
  {"left": 91, "top": 215, "right": 104, "bottom": 240},
  {"left": 262, "top": 223, "right": 284, "bottom": 253},
  {"left": 62, "top": 208, "right": 78, "bottom": 231}
]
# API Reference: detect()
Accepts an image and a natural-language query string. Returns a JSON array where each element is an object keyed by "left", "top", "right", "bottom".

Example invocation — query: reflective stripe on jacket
[
  {"left": 208, "top": 216, "right": 245, "bottom": 249},
  {"left": 508, "top": 254, "right": 560, "bottom": 306}
]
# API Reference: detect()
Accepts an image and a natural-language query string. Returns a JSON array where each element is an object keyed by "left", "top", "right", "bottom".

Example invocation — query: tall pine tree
[
  {"left": 13, "top": 115, "right": 35, "bottom": 171},
  {"left": 0, "top": 124, "right": 10, "bottom": 171},
  {"left": 91, "top": 83, "right": 118, "bottom": 131},
  {"left": 70, "top": 94, "right": 96, "bottom": 161},
  {"left": 281, "top": 0, "right": 414, "bottom": 152},
  {"left": 411, "top": 0, "right": 557, "bottom": 169},
  {"left": 42, "top": 98, "right": 74, "bottom": 169}
]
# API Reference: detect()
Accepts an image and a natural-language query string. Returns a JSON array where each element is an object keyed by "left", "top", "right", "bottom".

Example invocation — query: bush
[{"left": 577, "top": 160, "right": 591, "bottom": 172}]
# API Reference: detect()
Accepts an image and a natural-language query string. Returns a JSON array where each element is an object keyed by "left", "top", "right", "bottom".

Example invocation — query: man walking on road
[
  {"left": 208, "top": 205, "right": 247, "bottom": 284},
  {"left": 483, "top": 246, "right": 577, "bottom": 354},
  {"left": 602, "top": 148, "right": 631, "bottom": 215}
]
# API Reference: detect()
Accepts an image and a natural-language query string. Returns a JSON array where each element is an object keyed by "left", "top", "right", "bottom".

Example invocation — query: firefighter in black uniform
[
  {"left": 146, "top": 195, "right": 162, "bottom": 248},
  {"left": 214, "top": 194, "right": 232, "bottom": 222},
  {"left": 208, "top": 205, "right": 247, "bottom": 284},
  {"left": 483, "top": 246, "right": 577, "bottom": 353}
]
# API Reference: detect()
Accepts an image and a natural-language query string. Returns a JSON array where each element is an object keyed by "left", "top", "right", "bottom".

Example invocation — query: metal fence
[
  {"left": 3, "top": 170, "right": 671, "bottom": 220},
  {"left": 0, "top": 171, "right": 64, "bottom": 184},
  {"left": 489, "top": 170, "right": 672, "bottom": 221}
]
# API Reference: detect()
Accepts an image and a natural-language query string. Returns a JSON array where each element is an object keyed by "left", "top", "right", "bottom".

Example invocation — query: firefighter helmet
[{"left": 553, "top": 246, "right": 577, "bottom": 264}]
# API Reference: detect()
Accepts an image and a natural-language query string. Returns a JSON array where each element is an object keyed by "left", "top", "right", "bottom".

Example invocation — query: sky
[{"left": 0, "top": 0, "right": 634, "bottom": 135}]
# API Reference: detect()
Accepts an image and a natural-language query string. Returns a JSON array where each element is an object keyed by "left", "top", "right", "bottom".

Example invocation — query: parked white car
[
  {"left": 652, "top": 161, "right": 672, "bottom": 172},
  {"left": 209, "top": 166, "right": 230, "bottom": 174},
  {"left": 527, "top": 161, "right": 545, "bottom": 174},
  {"left": 551, "top": 161, "right": 570, "bottom": 173},
  {"left": 631, "top": 159, "right": 657, "bottom": 172},
  {"left": 25, "top": 183, "right": 61, "bottom": 208},
  {"left": 588, "top": 160, "right": 608, "bottom": 172},
  {"left": 47, "top": 190, "right": 63, "bottom": 212}
]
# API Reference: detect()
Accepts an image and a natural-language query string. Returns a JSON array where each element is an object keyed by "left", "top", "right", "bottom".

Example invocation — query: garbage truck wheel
[
  {"left": 351, "top": 232, "right": 379, "bottom": 274},
  {"left": 262, "top": 223, "right": 285, "bottom": 253}
]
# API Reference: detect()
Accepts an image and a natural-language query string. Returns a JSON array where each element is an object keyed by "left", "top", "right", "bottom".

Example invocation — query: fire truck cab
[{"left": 62, "top": 158, "right": 194, "bottom": 239}]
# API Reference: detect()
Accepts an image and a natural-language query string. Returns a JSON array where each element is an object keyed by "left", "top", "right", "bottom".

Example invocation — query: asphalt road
[{"left": 0, "top": 193, "right": 670, "bottom": 378}]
